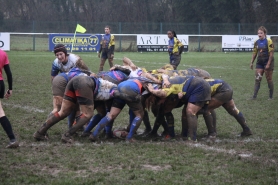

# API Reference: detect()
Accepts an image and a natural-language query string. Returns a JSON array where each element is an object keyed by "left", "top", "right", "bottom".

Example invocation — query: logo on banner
[
  {"left": 239, "top": 36, "right": 254, "bottom": 42},
  {"left": 0, "top": 41, "right": 4, "bottom": 48},
  {"left": 52, "top": 35, "right": 99, "bottom": 46},
  {"left": 49, "top": 34, "right": 101, "bottom": 52}
]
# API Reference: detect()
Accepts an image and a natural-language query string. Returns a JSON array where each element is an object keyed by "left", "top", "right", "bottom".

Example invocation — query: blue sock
[
  {"left": 105, "top": 120, "right": 114, "bottom": 134},
  {"left": 67, "top": 111, "right": 76, "bottom": 129},
  {"left": 129, "top": 109, "right": 135, "bottom": 125},
  {"left": 93, "top": 116, "right": 110, "bottom": 137},
  {"left": 127, "top": 117, "right": 140, "bottom": 139},
  {"left": 84, "top": 114, "right": 103, "bottom": 133}
]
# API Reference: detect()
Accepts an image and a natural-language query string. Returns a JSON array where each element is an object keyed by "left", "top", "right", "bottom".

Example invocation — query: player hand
[
  {"left": 265, "top": 64, "right": 270, "bottom": 70},
  {"left": 163, "top": 81, "right": 171, "bottom": 88},
  {"left": 250, "top": 63, "right": 253, "bottom": 70},
  {"left": 147, "top": 83, "right": 153, "bottom": 92},
  {"left": 90, "top": 73, "right": 97, "bottom": 77},
  {"left": 110, "top": 66, "right": 116, "bottom": 71},
  {"left": 98, "top": 53, "right": 100, "bottom": 58},
  {"left": 4, "top": 90, "right": 12, "bottom": 99},
  {"left": 178, "top": 92, "right": 183, "bottom": 99}
]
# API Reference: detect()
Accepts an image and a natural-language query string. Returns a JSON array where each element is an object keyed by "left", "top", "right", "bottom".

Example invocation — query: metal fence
[
  {"left": 2, "top": 20, "right": 278, "bottom": 52},
  {"left": 2, "top": 20, "right": 278, "bottom": 34}
]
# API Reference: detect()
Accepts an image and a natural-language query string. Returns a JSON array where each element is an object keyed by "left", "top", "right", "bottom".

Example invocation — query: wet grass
[{"left": 0, "top": 51, "right": 277, "bottom": 184}]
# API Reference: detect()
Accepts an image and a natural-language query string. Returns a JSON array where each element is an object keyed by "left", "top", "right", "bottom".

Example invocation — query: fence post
[
  {"left": 32, "top": 21, "right": 35, "bottom": 51},
  {"left": 198, "top": 23, "right": 201, "bottom": 52},
  {"left": 238, "top": 23, "right": 241, "bottom": 35},
  {"left": 160, "top": 22, "right": 162, "bottom": 34},
  {"left": 118, "top": 22, "right": 122, "bottom": 52}
]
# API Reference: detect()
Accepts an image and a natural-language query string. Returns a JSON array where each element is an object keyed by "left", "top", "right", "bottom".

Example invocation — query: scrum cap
[{"left": 54, "top": 44, "right": 67, "bottom": 55}]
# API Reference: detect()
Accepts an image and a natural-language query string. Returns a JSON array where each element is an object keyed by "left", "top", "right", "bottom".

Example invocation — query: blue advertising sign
[{"left": 49, "top": 34, "right": 101, "bottom": 52}]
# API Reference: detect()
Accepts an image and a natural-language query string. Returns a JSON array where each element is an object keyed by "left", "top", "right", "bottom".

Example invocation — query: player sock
[
  {"left": 92, "top": 116, "right": 110, "bottom": 137},
  {"left": 127, "top": 117, "right": 141, "bottom": 139},
  {"left": 84, "top": 114, "right": 103, "bottom": 133},
  {"left": 0, "top": 116, "right": 15, "bottom": 141}
]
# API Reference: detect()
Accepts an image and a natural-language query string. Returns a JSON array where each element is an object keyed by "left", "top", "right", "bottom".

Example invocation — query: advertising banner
[
  {"left": 0, "top": 33, "right": 10, "bottom": 51},
  {"left": 49, "top": 34, "right": 101, "bottom": 52},
  {"left": 222, "top": 35, "right": 258, "bottom": 52},
  {"left": 137, "top": 35, "right": 188, "bottom": 52}
]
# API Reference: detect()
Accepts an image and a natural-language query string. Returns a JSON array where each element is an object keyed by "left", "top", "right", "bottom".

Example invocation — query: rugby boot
[
  {"left": 80, "top": 131, "right": 91, "bottom": 137},
  {"left": 6, "top": 140, "right": 19, "bottom": 148},
  {"left": 34, "top": 112, "right": 61, "bottom": 141},
  {"left": 161, "top": 134, "right": 176, "bottom": 142},
  {"left": 33, "top": 131, "right": 48, "bottom": 141},
  {"left": 61, "top": 133, "right": 73, "bottom": 143},
  {"left": 240, "top": 128, "right": 253, "bottom": 137},
  {"left": 66, "top": 114, "right": 89, "bottom": 136},
  {"left": 89, "top": 134, "right": 98, "bottom": 142},
  {"left": 203, "top": 113, "right": 216, "bottom": 137}
]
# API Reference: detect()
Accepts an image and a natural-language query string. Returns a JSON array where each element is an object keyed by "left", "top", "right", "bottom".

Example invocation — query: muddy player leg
[
  {"left": 265, "top": 70, "right": 274, "bottom": 99},
  {"left": 223, "top": 100, "right": 252, "bottom": 136},
  {"left": 252, "top": 69, "right": 264, "bottom": 99},
  {"left": 99, "top": 58, "right": 106, "bottom": 72},
  {"left": 34, "top": 99, "right": 75, "bottom": 141}
]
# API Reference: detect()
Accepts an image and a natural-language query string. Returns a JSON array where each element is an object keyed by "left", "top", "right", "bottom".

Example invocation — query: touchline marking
[{"left": 2, "top": 103, "right": 46, "bottom": 113}]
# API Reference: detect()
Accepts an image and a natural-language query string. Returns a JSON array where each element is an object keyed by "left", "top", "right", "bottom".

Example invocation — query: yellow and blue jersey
[
  {"left": 253, "top": 38, "right": 274, "bottom": 57},
  {"left": 168, "top": 37, "right": 183, "bottom": 54},
  {"left": 205, "top": 79, "right": 224, "bottom": 96},
  {"left": 101, "top": 34, "right": 115, "bottom": 49},
  {"left": 163, "top": 76, "right": 194, "bottom": 97}
]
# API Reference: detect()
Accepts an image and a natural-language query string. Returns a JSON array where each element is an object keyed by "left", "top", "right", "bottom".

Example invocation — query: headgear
[{"left": 54, "top": 44, "right": 67, "bottom": 55}]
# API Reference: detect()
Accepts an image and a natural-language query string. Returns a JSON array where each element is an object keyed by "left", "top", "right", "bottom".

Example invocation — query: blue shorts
[
  {"left": 256, "top": 57, "right": 274, "bottom": 70},
  {"left": 184, "top": 77, "right": 211, "bottom": 103},
  {"left": 169, "top": 54, "right": 181, "bottom": 68},
  {"left": 101, "top": 48, "right": 113, "bottom": 60},
  {"left": 112, "top": 80, "right": 143, "bottom": 111}
]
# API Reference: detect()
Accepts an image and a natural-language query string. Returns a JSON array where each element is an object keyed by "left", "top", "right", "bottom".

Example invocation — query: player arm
[
  {"left": 179, "top": 45, "right": 184, "bottom": 55},
  {"left": 161, "top": 74, "right": 171, "bottom": 87},
  {"left": 76, "top": 58, "right": 90, "bottom": 71},
  {"left": 251, "top": 41, "right": 258, "bottom": 65},
  {"left": 99, "top": 39, "right": 103, "bottom": 53},
  {"left": 113, "top": 65, "right": 131, "bottom": 75},
  {"left": 122, "top": 57, "right": 137, "bottom": 70},
  {"left": 141, "top": 72, "right": 161, "bottom": 84},
  {"left": 3, "top": 64, "right": 12, "bottom": 91},
  {"left": 267, "top": 39, "right": 274, "bottom": 65},
  {"left": 109, "top": 35, "right": 115, "bottom": 54},
  {"left": 177, "top": 40, "right": 184, "bottom": 55},
  {"left": 147, "top": 83, "right": 167, "bottom": 98},
  {"left": 250, "top": 53, "right": 257, "bottom": 64},
  {"left": 51, "top": 62, "right": 60, "bottom": 82}
]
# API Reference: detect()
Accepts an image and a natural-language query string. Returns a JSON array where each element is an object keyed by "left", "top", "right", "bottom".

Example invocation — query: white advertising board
[
  {"left": 0, "top": 33, "right": 10, "bottom": 51},
  {"left": 222, "top": 35, "right": 258, "bottom": 52},
  {"left": 137, "top": 35, "right": 188, "bottom": 52}
]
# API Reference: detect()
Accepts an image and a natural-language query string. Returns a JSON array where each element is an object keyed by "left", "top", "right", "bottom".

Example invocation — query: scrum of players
[{"left": 33, "top": 44, "right": 252, "bottom": 144}]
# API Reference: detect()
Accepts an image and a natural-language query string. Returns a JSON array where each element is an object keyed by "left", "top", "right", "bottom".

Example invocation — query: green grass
[{"left": 0, "top": 51, "right": 278, "bottom": 184}]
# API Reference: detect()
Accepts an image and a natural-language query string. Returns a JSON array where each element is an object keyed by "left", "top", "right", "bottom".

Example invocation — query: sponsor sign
[
  {"left": 222, "top": 35, "right": 258, "bottom": 52},
  {"left": 49, "top": 34, "right": 101, "bottom": 52},
  {"left": 137, "top": 35, "right": 188, "bottom": 52},
  {"left": 0, "top": 33, "right": 10, "bottom": 51}
]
